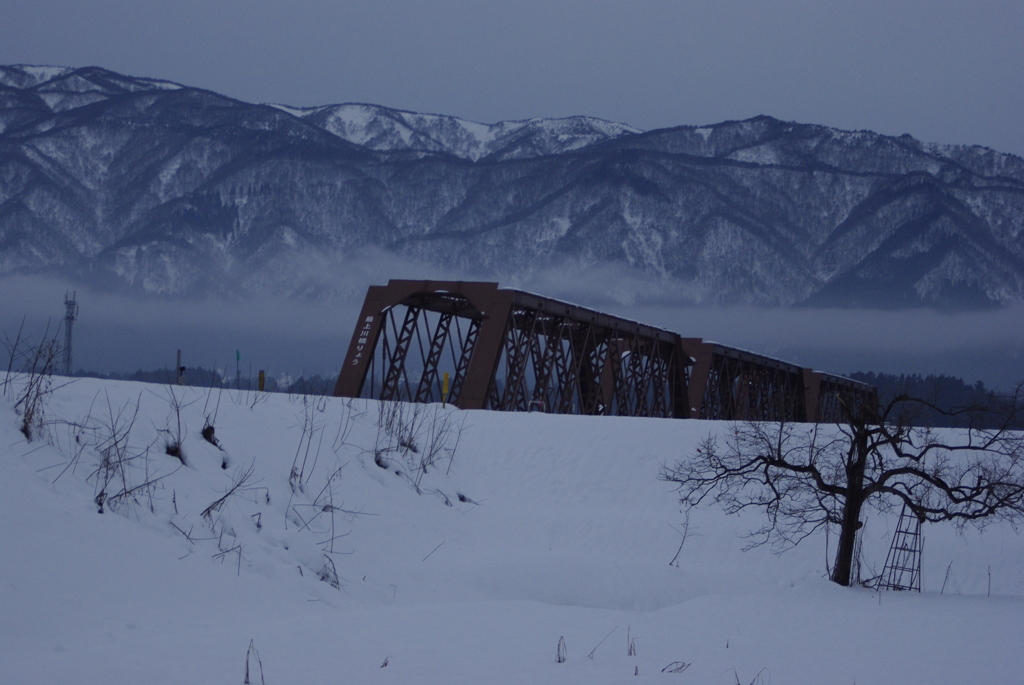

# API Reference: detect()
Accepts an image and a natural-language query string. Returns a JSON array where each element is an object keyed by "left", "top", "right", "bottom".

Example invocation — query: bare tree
[{"left": 660, "top": 388, "right": 1024, "bottom": 587}]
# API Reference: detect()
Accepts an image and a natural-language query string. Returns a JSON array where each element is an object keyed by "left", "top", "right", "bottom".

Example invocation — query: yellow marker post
[{"left": 442, "top": 372, "right": 450, "bottom": 407}]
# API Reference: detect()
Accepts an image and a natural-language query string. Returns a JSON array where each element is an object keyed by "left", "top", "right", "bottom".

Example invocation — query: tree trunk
[
  {"left": 832, "top": 493, "right": 864, "bottom": 586},
  {"left": 832, "top": 421, "right": 869, "bottom": 586}
]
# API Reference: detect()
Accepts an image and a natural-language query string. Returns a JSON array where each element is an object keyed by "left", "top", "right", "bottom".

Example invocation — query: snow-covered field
[{"left": 2, "top": 376, "right": 1023, "bottom": 684}]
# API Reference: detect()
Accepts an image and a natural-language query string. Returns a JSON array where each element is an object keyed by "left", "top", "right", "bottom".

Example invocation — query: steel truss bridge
[{"left": 334, "top": 280, "right": 875, "bottom": 423}]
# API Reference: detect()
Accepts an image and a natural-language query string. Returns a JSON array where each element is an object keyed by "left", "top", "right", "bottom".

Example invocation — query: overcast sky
[{"left": 2, "top": 1, "right": 1023, "bottom": 156}]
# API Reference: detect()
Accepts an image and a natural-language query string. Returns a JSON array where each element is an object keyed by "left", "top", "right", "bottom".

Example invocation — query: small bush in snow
[{"left": 2, "top": 322, "right": 65, "bottom": 442}]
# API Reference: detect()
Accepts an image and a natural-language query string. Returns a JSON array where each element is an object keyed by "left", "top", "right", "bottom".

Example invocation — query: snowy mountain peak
[
  {"left": 273, "top": 102, "right": 642, "bottom": 161},
  {"left": 0, "top": 64, "right": 77, "bottom": 89},
  {"left": 0, "top": 64, "right": 183, "bottom": 94},
  {"left": 1, "top": 64, "right": 638, "bottom": 161}
]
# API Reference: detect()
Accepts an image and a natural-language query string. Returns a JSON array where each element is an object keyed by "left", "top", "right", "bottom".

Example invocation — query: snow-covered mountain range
[{"left": 2, "top": 64, "right": 1023, "bottom": 307}]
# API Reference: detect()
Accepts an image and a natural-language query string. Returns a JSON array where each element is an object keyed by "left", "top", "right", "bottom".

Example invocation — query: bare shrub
[
  {"left": 148, "top": 384, "right": 197, "bottom": 466},
  {"left": 2, "top": 322, "right": 66, "bottom": 442},
  {"left": 373, "top": 400, "right": 466, "bottom": 492},
  {"left": 288, "top": 394, "right": 330, "bottom": 493},
  {"left": 87, "top": 391, "right": 177, "bottom": 516},
  {"left": 200, "top": 371, "right": 225, "bottom": 457},
  {"left": 201, "top": 420, "right": 222, "bottom": 448},
  {"left": 201, "top": 461, "right": 260, "bottom": 520},
  {"left": 318, "top": 555, "right": 341, "bottom": 589}
]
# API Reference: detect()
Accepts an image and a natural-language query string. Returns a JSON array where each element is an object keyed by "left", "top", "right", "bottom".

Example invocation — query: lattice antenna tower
[{"left": 63, "top": 290, "right": 78, "bottom": 376}]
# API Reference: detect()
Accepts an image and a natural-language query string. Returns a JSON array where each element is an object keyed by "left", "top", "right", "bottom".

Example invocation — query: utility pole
[{"left": 63, "top": 291, "right": 78, "bottom": 376}]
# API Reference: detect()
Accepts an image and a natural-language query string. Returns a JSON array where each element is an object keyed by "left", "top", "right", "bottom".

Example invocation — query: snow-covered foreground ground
[{"left": 2, "top": 376, "right": 1023, "bottom": 684}]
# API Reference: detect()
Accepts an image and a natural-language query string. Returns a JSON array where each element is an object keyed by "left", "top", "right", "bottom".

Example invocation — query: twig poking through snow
[
  {"left": 662, "top": 661, "right": 690, "bottom": 673},
  {"left": 587, "top": 626, "right": 617, "bottom": 659},
  {"left": 201, "top": 461, "right": 258, "bottom": 520},
  {"left": 244, "top": 639, "right": 266, "bottom": 685},
  {"left": 668, "top": 515, "right": 691, "bottom": 567},
  {"left": 422, "top": 540, "right": 445, "bottom": 562},
  {"left": 170, "top": 521, "right": 194, "bottom": 544}
]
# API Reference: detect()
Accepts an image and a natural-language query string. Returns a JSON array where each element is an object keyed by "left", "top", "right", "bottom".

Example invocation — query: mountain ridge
[{"left": 2, "top": 64, "right": 1023, "bottom": 307}]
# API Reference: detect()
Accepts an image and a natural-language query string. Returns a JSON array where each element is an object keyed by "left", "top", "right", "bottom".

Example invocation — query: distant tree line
[
  {"left": 847, "top": 371, "right": 1002, "bottom": 427},
  {"left": 72, "top": 367, "right": 336, "bottom": 396}
]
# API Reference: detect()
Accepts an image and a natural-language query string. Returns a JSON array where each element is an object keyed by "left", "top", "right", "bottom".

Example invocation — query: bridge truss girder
[{"left": 334, "top": 280, "right": 875, "bottom": 423}]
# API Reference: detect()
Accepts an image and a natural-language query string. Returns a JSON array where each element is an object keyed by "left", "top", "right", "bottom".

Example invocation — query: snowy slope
[{"left": 2, "top": 376, "right": 1023, "bottom": 684}]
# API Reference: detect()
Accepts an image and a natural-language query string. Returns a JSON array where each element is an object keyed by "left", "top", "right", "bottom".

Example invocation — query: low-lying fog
[{"left": 3, "top": 273, "right": 1023, "bottom": 390}]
